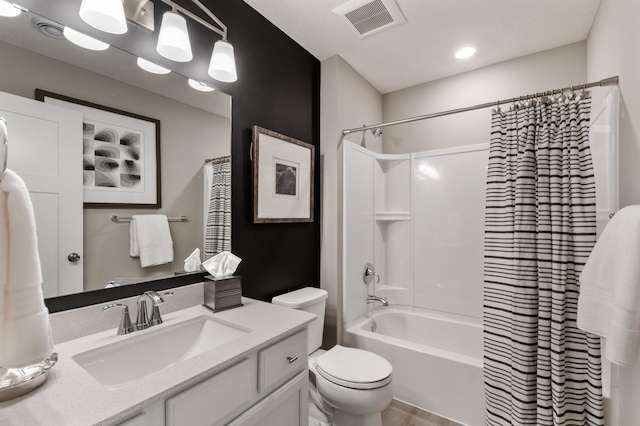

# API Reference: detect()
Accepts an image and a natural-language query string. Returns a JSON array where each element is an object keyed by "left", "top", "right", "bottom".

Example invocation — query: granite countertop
[{"left": 0, "top": 298, "right": 315, "bottom": 426}]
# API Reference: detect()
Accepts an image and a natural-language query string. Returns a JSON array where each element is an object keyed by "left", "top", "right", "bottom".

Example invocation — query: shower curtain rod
[{"left": 342, "top": 76, "right": 619, "bottom": 135}]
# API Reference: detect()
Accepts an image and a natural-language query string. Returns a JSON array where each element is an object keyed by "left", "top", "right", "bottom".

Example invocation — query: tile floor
[{"left": 382, "top": 400, "right": 463, "bottom": 426}]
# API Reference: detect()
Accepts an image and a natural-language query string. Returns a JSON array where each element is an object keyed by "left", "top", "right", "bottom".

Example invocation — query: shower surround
[{"left": 341, "top": 89, "right": 617, "bottom": 425}]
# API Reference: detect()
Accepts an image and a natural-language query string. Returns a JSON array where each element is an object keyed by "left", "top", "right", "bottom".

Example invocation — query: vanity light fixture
[
  {"left": 79, "top": 0, "right": 127, "bottom": 35},
  {"left": 188, "top": 79, "right": 215, "bottom": 92},
  {"left": 208, "top": 40, "right": 237, "bottom": 83},
  {"left": 63, "top": 27, "right": 110, "bottom": 51},
  {"left": 91, "top": 0, "right": 238, "bottom": 83},
  {"left": 455, "top": 46, "right": 476, "bottom": 59},
  {"left": 136, "top": 57, "right": 171, "bottom": 74},
  {"left": 0, "top": 1, "right": 23, "bottom": 17},
  {"left": 157, "top": 10, "right": 193, "bottom": 62}
]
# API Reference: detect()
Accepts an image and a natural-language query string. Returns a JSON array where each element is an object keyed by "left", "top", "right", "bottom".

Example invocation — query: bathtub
[{"left": 344, "top": 308, "right": 485, "bottom": 426}]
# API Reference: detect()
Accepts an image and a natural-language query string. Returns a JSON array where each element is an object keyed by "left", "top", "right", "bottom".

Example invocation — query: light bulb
[
  {"left": 188, "top": 79, "right": 215, "bottom": 92},
  {"left": 63, "top": 27, "right": 109, "bottom": 51},
  {"left": 157, "top": 11, "right": 192, "bottom": 63},
  {"left": 79, "top": 0, "right": 127, "bottom": 35},
  {"left": 0, "top": 1, "right": 21, "bottom": 17},
  {"left": 137, "top": 58, "right": 171, "bottom": 75},
  {"left": 208, "top": 40, "right": 237, "bottom": 83}
]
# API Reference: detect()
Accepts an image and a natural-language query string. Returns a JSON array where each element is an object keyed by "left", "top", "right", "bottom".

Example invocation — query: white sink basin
[{"left": 73, "top": 316, "right": 249, "bottom": 388}]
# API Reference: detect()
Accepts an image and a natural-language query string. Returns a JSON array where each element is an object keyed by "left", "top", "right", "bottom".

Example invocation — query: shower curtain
[
  {"left": 483, "top": 95, "right": 604, "bottom": 425},
  {"left": 204, "top": 156, "right": 231, "bottom": 260}
]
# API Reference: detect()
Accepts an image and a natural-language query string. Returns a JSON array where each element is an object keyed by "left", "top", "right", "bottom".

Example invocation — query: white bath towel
[
  {"left": 130, "top": 214, "right": 174, "bottom": 267},
  {"left": 0, "top": 169, "right": 54, "bottom": 368},
  {"left": 577, "top": 205, "right": 640, "bottom": 367}
]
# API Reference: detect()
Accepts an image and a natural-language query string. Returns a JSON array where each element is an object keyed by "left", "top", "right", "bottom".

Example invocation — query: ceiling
[{"left": 242, "top": 0, "right": 602, "bottom": 94}]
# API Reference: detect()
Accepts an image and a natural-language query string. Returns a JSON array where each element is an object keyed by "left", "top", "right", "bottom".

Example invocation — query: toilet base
[{"left": 333, "top": 410, "right": 382, "bottom": 426}]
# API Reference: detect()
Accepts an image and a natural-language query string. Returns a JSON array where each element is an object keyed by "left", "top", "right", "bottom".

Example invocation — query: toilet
[{"left": 272, "top": 287, "right": 393, "bottom": 426}]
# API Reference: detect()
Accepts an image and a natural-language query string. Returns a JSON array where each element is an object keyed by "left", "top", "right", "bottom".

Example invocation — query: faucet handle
[
  {"left": 102, "top": 303, "right": 135, "bottom": 335},
  {"left": 363, "top": 263, "right": 380, "bottom": 285},
  {"left": 149, "top": 292, "right": 173, "bottom": 326}
]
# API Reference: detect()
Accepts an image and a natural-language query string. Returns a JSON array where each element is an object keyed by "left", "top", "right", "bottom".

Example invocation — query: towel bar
[{"left": 110, "top": 215, "right": 188, "bottom": 223}]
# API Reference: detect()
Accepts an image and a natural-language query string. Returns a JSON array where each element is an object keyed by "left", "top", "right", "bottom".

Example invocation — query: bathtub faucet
[{"left": 366, "top": 295, "right": 388, "bottom": 307}]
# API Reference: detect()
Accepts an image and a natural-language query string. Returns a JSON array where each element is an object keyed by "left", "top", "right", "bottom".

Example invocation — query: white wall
[
  {"left": 320, "top": 55, "right": 382, "bottom": 346},
  {"left": 382, "top": 42, "right": 587, "bottom": 153},
  {"left": 587, "top": 0, "right": 640, "bottom": 424}
]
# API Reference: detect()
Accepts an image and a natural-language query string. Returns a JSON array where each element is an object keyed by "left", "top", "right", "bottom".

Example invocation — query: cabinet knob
[{"left": 287, "top": 356, "right": 298, "bottom": 364}]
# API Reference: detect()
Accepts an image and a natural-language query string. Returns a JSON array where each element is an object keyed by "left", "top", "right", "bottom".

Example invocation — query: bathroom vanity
[{"left": 0, "top": 287, "right": 315, "bottom": 426}]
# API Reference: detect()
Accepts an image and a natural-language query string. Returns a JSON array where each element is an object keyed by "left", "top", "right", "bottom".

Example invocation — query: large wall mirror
[{"left": 0, "top": 9, "right": 231, "bottom": 303}]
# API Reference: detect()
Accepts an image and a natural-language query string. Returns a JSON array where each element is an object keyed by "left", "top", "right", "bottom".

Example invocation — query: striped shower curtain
[
  {"left": 483, "top": 95, "right": 604, "bottom": 425},
  {"left": 204, "top": 156, "right": 231, "bottom": 260}
]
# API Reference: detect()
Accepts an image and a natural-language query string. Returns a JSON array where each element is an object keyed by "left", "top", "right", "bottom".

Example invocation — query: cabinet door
[
  {"left": 228, "top": 371, "right": 309, "bottom": 426},
  {"left": 165, "top": 358, "right": 254, "bottom": 426}
]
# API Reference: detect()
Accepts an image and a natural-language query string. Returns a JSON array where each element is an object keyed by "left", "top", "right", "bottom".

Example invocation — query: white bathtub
[{"left": 344, "top": 308, "right": 485, "bottom": 426}]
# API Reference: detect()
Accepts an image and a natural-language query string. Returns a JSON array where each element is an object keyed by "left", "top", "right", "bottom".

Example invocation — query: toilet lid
[{"left": 315, "top": 345, "right": 392, "bottom": 390}]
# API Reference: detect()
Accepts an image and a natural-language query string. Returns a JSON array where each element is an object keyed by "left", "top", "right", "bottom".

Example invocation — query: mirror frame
[{"left": 45, "top": 272, "right": 208, "bottom": 313}]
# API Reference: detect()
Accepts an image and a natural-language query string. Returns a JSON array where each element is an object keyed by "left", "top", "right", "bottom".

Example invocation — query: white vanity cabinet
[{"left": 114, "top": 329, "right": 309, "bottom": 426}]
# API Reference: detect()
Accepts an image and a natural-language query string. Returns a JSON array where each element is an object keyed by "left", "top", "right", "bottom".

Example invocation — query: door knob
[{"left": 68, "top": 253, "right": 81, "bottom": 262}]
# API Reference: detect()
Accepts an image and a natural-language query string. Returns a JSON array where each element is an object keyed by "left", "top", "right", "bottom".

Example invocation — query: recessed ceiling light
[
  {"left": 0, "top": 1, "right": 21, "bottom": 17},
  {"left": 63, "top": 27, "right": 109, "bottom": 51},
  {"left": 137, "top": 58, "right": 171, "bottom": 75},
  {"left": 188, "top": 79, "right": 215, "bottom": 92},
  {"left": 455, "top": 46, "right": 476, "bottom": 59}
]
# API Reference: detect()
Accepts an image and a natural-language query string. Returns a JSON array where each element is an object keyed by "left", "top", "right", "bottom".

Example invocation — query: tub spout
[{"left": 366, "top": 295, "right": 388, "bottom": 307}]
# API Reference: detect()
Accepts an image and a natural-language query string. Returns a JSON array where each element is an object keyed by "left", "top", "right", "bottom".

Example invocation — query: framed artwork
[
  {"left": 252, "top": 125, "right": 314, "bottom": 223},
  {"left": 36, "top": 89, "right": 161, "bottom": 208}
]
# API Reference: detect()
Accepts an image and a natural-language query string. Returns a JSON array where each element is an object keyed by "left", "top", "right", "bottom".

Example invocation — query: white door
[{"left": 0, "top": 90, "right": 83, "bottom": 297}]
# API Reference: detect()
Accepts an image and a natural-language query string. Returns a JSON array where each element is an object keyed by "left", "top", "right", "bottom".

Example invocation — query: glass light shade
[
  {"left": 136, "top": 58, "right": 171, "bottom": 75},
  {"left": 208, "top": 40, "right": 237, "bottom": 83},
  {"left": 63, "top": 27, "right": 109, "bottom": 51},
  {"left": 0, "top": 1, "right": 20, "bottom": 17},
  {"left": 455, "top": 46, "right": 476, "bottom": 59},
  {"left": 188, "top": 79, "right": 215, "bottom": 92},
  {"left": 79, "top": 0, "right": 127, "bottom": 35},
  {"left": 156, "top": 12, "right": 193, "bottom": 63}
]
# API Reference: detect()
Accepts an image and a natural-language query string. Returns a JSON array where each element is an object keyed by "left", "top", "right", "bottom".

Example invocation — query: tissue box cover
[{"left": 203, "top": 275, "right": 242, "bottom": 312}]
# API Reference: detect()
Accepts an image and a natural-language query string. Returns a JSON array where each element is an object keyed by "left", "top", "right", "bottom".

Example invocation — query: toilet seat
[{"left": 315, "top": 345, "right": 392, "bottom": 390}]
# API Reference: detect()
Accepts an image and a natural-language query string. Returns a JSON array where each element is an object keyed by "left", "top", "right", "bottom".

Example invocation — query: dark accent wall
[{"left": 25, "top": 0, "right": 321, "bottom": 305}]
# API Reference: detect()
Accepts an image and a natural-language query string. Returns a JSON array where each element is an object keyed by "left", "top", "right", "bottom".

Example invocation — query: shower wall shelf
[
  {"left": 375, "top": 212, "right": 411, "bottom": 221},
  {"left": 373, "top": 150, "right": 413, "bottom": 306}
]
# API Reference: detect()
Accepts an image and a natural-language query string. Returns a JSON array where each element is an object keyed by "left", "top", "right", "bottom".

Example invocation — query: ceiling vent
[
  {"left": 333, "top": 0, "right": 406, "bottom": 39},
  {"left": 32, "top": 17, "right": 65, "bottom": 40}
]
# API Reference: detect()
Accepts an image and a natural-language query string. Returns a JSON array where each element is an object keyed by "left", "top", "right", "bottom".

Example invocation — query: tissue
[
  {"left": 184, "top": 248, "right": 202, "bottom": 272},
  {"left": 203, "top": 251, "right": 241, "bottom": 278}
]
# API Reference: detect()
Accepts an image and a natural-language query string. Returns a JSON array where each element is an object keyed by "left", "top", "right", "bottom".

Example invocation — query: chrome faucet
[
  {"left": 366, "top": 295, "right": 389, "bottom": 307},
  {"left": 103, "top": 291, "right": 174, "bottom": 335},
  {"left": 135, "top": 290, "right": 168, "bottom": 330}
]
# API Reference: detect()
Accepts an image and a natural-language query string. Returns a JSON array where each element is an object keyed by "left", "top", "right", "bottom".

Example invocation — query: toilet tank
[{"left": 272, "top": 287, "right": 328, "bottom": 354}]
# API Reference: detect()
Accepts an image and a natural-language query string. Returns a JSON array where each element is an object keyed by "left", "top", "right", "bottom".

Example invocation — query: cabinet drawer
[
  {"left": 166, "top": 358, "right": 253, "bottom": 426},
  {"left": 258, "top": 329, "right": 307, "bottom": 393}
]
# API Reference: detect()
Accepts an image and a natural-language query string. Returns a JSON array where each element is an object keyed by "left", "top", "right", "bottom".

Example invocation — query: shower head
[{"left": 371, "top": 127, "right": 383, "bottom": 139}]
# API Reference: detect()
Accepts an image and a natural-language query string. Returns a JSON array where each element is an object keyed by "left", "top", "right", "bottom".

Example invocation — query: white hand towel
[
  {"left": 0, "top": 169, "right": 54, "bottom": 368},
  {"left": 578, "top": 205, "right": 640, "bottom": 367},
  {"left": 130, "top": 214, "right": 174, "bottom": 267}
]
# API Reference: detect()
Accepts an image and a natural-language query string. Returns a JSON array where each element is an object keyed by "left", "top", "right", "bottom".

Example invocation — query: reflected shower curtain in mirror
[
  {"left": 204, "top": 156, "right": 231, "bottom": 260},
  {"left": 483, "top": 95, "right": 604, "bottom": 425}
]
